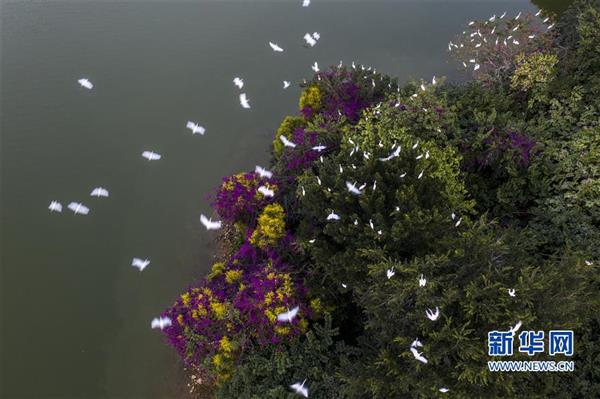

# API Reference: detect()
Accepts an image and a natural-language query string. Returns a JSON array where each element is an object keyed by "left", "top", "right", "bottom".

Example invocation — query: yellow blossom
[{"left": 225, "top": 269, "right": 243, "bottom": 284}]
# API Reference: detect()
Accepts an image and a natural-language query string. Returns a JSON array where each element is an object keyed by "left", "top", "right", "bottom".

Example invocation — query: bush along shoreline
[{"left": 161, "top": 1, "right": 600, "bottom": 397}]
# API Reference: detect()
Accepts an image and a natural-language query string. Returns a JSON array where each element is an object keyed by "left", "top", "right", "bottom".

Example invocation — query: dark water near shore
[{"left": 1, "top": 1, "right": 561, "bottom": 397}]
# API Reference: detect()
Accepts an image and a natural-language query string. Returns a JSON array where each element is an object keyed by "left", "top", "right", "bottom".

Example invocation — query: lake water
[{"left": 1, "top": 1, "right": 554, "bottom": 397}]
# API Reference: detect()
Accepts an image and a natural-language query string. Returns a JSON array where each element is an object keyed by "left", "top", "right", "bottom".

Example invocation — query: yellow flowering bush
[{"left": 250, "top": 203, "right": 286, "bottom": 248}]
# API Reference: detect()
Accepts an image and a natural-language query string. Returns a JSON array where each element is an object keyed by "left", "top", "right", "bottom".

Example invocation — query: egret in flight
[
  {"left": 410, "top": 347, "right": 428, "bottom": 364},
  {"left": 426, "top": 307, "right": 440, "bottom": 321},
  {"left": 283, "top": 80, "right": 291, "bottom": 89},
  {"left": 269, "top": 42, "right": 284, "bottom": 52},
  {"left": 90, "top": 187, "right": 109, "bottom": 198},
  {"left": 131, "top": 257, "right": 150, "bottom": 271},
  {"left": 290, "top": 380, "right": 308, "bottom": 398},
  {"left": 200, "top": 214, "right": 222, "bottom": 231},
  {"left": 257, "top": 186, "right": 275, "bottom": 197},
  {"left": 78, "top": 78, "right": 93, "bottom": 90},
  {"left": 186, "top": 121, "right": 206, "bottom": 135},
  {"left": 233, "top": 77, "right": 244, "bottom": 89},
  {"left": 346, "top": 181, "right": 363, "bottom": 195},
  {"left": 48, "top": 201, "right": 63, "bottom": 213},
  {"left": 255, "top": 165, "right": 273, "bottom": 179},
  {"left": 239, "top": 93, "right": 251, "bottom": 109},
  {"left": 326, "top": 211, "right": 340, "bottom": 221},
  {"left": 68, "top": 202, "right": 90, "bottom": 215},
  {"left": 151, "top": 317, "right": 172, "bottom": 330},
  {"left": 279, "top": 135, "right": 296, "bottom": 148},
  {"left": 142, "top": 151, "right": 161, "bottom": 161},
  {"left": 277, "top": 306, "right": 300, "bottom": 323}
]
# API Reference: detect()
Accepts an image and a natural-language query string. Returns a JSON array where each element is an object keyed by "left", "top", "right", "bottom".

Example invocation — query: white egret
[
  {"left": 142, "top": 151, "right": 161, "bottom": 161},
  {"left": 346, "top": 181, "right": 363, "bottom": 195},
  {"left": 239, "top": 93, "right": 251, "bottom": 109},
  {"left": 90, "top": 187, "right": 109, "bottom": 198},
  {"left": 418, "top": 170, "right": 424, "bottom": 179},
  {"left": 283, "top": 80, "right": 291, "bottom": 89},
  {"left": 200, "top": 214, "right": 222, "bottom": 231},
  {"left": 279, "top": 135, "right": 296, "bottom": 148},
  {"left": 419, "top": 274, "right": 427, "bottom": 287},
  {"left": 303, "top": 33, "right": 317, "bottom": 47},
  {"left": 67, "top": 202, "right": 90, "bottom": 215},
  {"left": 131, "top": 257, "right": 150, "bottom": 272},
  {"left": 312, "top": 145, "right": 326, "bottom": 152},
  {"left": 386, "top": 268, "right": 395, "bottom": 279},
  {"left": 509, "top": 321, "right": 522, "bottom": 335},
  {"left": 233, "top": 77, "right": 244, "bottom": 89},
  {"left": 257, "top": 186, "right": 275, "bottom": 197},
  {"left": 426, "top": 307, "right": 440, "bottom": 321},
  {"left": 302, "top": 0, "right": 310, "bottom": 7},
  {"left": 78, "top": 78, "right": 93, "bottom": 90},
  {"left": 508, "top": 288, "right": 516, "bottom": 297},
  {"left": 455, "top": 217, "right": 462, "bottom": 227},
  {"left": 151, "top": 317, "right": 172, "bottom": 330},
  {"left": 411, "top": 338, "right": 423, "bottom": 348},
  {"left": 255, "top": 165, "right": 273, "bottom": 179},
  {"left": 290, "top": 380, "right": 309, "bottom": 398},
  {"left": 327, "top": 211, "right": 340, "bottom": 221},
  {"left": 311, "top": 62, "right": 319, "bottom": 72},
  {"left": 410, "top": 347, "right": 428, "bottom": 364},
  {"left": 48, "top": 201, "right": 63, "bottom": 213},
  {"left": 277, "top": 306, "right": 300, "bottom": 323},
  {"left": 439, "top": 388, "right": 450, "bottom": 393},
  {"left": 269, "top": 42, "right": 284, "bottom": 52},
  {"left": 186, "top": 121, "right": 206, "bottom": 135}
]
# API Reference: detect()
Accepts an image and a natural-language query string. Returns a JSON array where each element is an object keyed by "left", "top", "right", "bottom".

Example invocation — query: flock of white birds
[{"left": 47, "top": 4, "right": 564, "bottom": 397}]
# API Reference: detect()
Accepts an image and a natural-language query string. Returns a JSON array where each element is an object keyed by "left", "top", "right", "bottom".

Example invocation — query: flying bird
[
  {"left": 280, "top": 135, "right": 296, "bottom": 148},
  {"left": 311, "top": 62, "right": 319, "bottom": 72},
  {"left": 67, "top": 202, "right": 90, "bottom": 215},
  {"left": 255, "top": 165, "right": 273, "bottom": 179},
  {"left": 131, "top": 257, "right": 150, "bottom": 272},
  {"left": 302, "top": 0, "right": 310, "bottom": 7},
  {"left": 200, "top": 214, "right": 222, "bottom": 231},
  {"left": 410, "top": 347, "right": 428, "bottom": 364},
  {"left": 303, "top": 33, "right": 317, "bottom": 47},
  {"left": 312, "top": 145, "right": 326, "bottom": 152},
  {"left": 379, "top": 147, "right": 401, "bottom": 161},
  {"left": 508, "top": 288, "right": 516, "bottom": 297},
  {"left": 257, "top": 186, "right": 275, "bottom": 197},
  {"left": 386, "top": 268, "right": 395, "bottom": 279},
  {"left": 269, "top": 42, "right": 284, "bottom": 52},
  {"left": 283, "top": 80, "right": 291, "bottom": 89},
  {"left": 419, "top": 274, "right": 427, "bottom": 287},
  {"left": 48, "top": 201, "right": 63, "bottom": 213},
  {"left": 418, "top": 170, "right": 424, "bottom": 179},
  {"left": 186, "top": 121, "right": 206, "bottom": 135},
  {"left": 233, "top": 77, "right": 244, "bottom": 89},
  {"left": 142, "top": 151, "right": 161, "bottom": 161},
  {"left": 151, "top": 317, "right": 172, "bottom": 330},
  {"left": 411, "top": 338, "right": 423, "bottom": 348},
  {"left": 78, "top": 78, "right": 93, "bottom": 90},
  {"left": 455, "top": 217, "right": 462, "bottom": 227},
  {"left": 346, "top": 181, "right": 363, "bottom": 195},
  {"left": 90, "top": 187, "right": 109, "bottom": 198},
  {"left": 277, "top": 306, "right": 300, "bottom": 323},
  {"left": 509, "top": 320, "right": 523, "bottom": 335},
  {"left": 439, "top": 388, "right": 450, "bottom": 393},
  {"left": 327, "top": 211, "right": 340, "bottom": 221},
  {"left": 426, "top": 307, "right": 439, "bottom": 321},
  {"left": 239, "top": 93, "right": 251, "bottom": 109},
  {"left": 290, "top": 380, "right": 309, "bottom": 398}
]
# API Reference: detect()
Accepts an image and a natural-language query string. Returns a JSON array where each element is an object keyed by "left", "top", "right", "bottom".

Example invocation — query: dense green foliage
[{"left": 171, "top": 2, "right": 600, "bottom": 397}]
